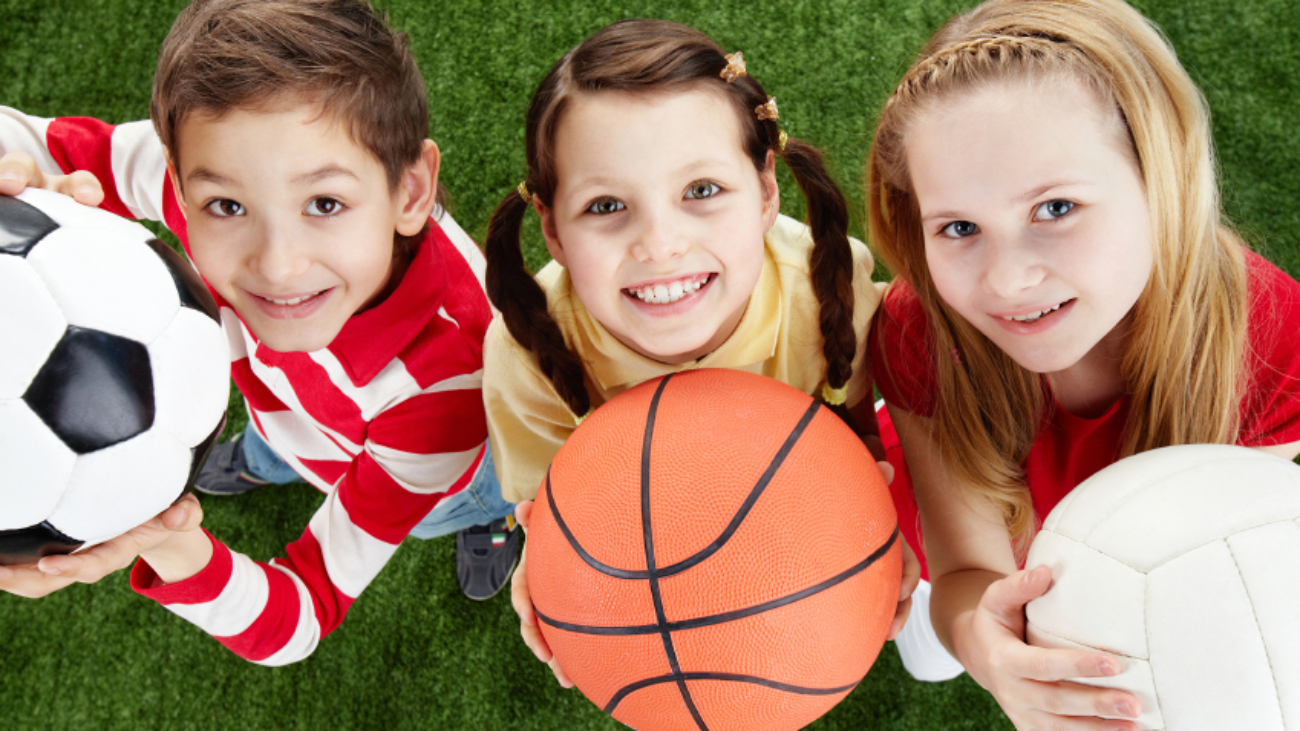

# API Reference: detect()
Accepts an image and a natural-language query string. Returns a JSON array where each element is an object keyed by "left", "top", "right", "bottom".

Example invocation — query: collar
[{"left": 561, "top": 243, "right": 783, "bottom": 391}]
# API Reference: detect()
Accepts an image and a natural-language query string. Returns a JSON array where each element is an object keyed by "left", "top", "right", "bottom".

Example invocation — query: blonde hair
[{"left": 868, "top": 0, "right": 1248, "bottom": 549}]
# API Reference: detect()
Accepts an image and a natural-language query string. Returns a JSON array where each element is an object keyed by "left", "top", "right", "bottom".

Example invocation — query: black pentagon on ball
[
  {"left": 23, "top": 326, "right": 155, "bottom": 454},
  {"left": 0, "top": 194, "right": 60, "bottom": 257},
  {"left": 144, "top": 238, "right": 220, "bottom": 323},
  {"left": 0, "top": 521, "right": 82, "bottom": 565}
]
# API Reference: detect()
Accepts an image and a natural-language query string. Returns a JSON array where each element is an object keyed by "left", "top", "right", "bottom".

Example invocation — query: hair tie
[
  {"left": 720, "top": 51, "right": 747, "bottom": 83},
  {"left": 777, "top": 129, "right": 788, "bottom": 154},
  {"left": 950, "top": 348, "right": 963, "bottom": 365},
  {"left": 517, "top": 181, "right": 532, "bottom": 205},
  {"left": 755, "top": 96, "right": 779, "bottom": 121},
  {"left": 574, "top": 410, "right": 590, "bottom": 426},
  {"left": 821, "top": 383, "right": 848, "bottom": 406}
]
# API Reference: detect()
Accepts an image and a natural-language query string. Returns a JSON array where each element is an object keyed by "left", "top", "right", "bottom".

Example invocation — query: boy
[{"left": 0, "top": 0, "right": 518, "bottom": 664}]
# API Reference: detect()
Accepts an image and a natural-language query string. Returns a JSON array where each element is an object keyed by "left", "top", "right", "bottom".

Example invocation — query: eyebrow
[
  {"left": 184, "top": 164, "right": 360, "bottom": 187},
  {"left": 185, "top": 167, "right": 234, "bottom": 186}
]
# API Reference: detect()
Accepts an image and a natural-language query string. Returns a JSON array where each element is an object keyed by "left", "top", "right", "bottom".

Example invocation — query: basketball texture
[
  {"left": 527, "top": 369, "right": 901, "bottom": 731},
  {"left": 1026, "top": 444, "right": 1300, "bottom": 731}
]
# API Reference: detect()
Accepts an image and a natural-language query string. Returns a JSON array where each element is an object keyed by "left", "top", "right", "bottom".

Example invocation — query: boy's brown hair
[{"left": 151, "top": 0, "right": 438, "bottom": 212}]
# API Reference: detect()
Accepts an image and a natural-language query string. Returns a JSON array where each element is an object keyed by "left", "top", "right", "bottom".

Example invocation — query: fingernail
[
  {"left": 1116, "top": 700, "right": 1136, "bottom": 718},
  {"left": 0, "top": 171, "right": 18, "bottom": 183},
  {"left": 74, "top": 185, "right": 97, "bottom": 200},
  {"left": 42, "top": 566, "right": 61, "bottom": 576},
  {"left": 1098, "top": 658, "right": 1119, "bottom": 676}
]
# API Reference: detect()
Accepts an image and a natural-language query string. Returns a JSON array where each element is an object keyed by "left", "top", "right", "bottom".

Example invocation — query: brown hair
[
  {"left": 485, "top": 19, "right": 857, "bottom": 418},
  {"left": 151, "top": 0, "right": 440, "bottom": 252},
  {"left": 868, "top": 0, "right": 1248, "bottom": 548}
]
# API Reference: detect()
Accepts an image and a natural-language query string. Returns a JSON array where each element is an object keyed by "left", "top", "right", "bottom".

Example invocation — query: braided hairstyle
[
  {"left": 485, "top": 19, "right": 857, "bottom": 419},
  {"left": 868, "top": 0, "right": 1248, "bottom": 548}
]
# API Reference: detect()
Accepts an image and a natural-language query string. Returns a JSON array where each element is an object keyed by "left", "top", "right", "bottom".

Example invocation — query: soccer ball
[
  {"left": 0, "top": 188, "right": 229, "bottom": 565},
  {"left": 1025, "top": 444, "right": 1300, "bottom": 731}
]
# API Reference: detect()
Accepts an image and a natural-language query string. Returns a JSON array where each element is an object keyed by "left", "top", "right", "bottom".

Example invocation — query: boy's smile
[{"left": 172, "top": 103, "right": 432, "bottom": 353}]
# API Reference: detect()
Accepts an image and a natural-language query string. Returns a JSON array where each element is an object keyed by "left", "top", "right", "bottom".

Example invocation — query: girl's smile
[{"left": 907, "top": 76, "right": 1152, "bottom": 382}]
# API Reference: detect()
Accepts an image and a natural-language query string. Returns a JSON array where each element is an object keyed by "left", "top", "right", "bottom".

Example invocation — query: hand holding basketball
[
  {"left": 958, "top": 567, "right": 1141, "bottom": 731},
  {"left": 510, "top": 499, "right": 573, "bottom": 688}
]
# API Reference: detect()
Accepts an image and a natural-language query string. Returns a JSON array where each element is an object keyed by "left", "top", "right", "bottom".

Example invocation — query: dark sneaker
[
  {"left": 194, "top": 436, "right": 272, "bottom": 496},
  {"left": 456, "top": 515, "right": 520, "bottom": 601}
]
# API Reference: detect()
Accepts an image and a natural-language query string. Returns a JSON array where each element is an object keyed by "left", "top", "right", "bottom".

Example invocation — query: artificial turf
[{"left": 0, "top": 0, "right": 1296, "bottom": 728}]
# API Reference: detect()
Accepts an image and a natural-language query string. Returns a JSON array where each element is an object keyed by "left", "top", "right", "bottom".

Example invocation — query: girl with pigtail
[
  {"left": 867, "top": 0, "right": 1300, "bottom": 726},
  {"left": 480, "top": 18, "right": 918, "bottom": 685}
]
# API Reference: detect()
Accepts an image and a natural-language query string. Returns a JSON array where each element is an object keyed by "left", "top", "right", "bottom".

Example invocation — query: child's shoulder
[{"left": 765, "top": 214, "right": 872, "bottom": 272}]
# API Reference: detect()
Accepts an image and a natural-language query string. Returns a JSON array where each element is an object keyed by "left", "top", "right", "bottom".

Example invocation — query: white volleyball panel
[
  {"left": 16, "top": 188, "right": 154, "bottom": 241},
  {"left": 148, "top": 308, "right": 231, "bottom": 445},
  {"left": 1147, "top": 540, "right": 1284, "bottom": 731},
  {"left": 1227, "top": 520, "right": 1300, "bottom": 728},
  {"left": 47, "top": 430, "right": 191, "bottom": 545},
  {"left": 0, "top": 256, "right": 68, "bottom": 399},
  {"left": 1025, "top": 530, "right": 1149, "bottom": 659},
  {"left": 0, "top": 400, "right": 77, "bottom": 529},
  {"left": 26, "top": 225, "right": 180, "bottom": 344},
  {"left": 1024, "top": 626, "right": 1163, "bottom": 730},
  {"left": 1081, "top": 457, "right": 1300, "bottom": 573}
]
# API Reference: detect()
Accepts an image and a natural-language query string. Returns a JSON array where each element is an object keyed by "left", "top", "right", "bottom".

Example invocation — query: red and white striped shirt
[{"left": 0, "top": 108, "right": 492, "bottom": 665}]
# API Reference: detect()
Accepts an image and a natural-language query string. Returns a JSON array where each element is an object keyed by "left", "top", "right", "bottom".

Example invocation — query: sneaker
[
  {"left": 456, "top": 515, "right": 520, "bottom": 601},
  {"left": 194, "top": 436, "right": 272, "bottom": 496}
]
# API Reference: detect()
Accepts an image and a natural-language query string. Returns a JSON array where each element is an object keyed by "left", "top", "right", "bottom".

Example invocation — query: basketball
[
  {"left": 1025, "top": 445, "right": 1300, "bottom": 731},
  {"left": 527, "top": 369, "right": 901, "bottom": 731}
]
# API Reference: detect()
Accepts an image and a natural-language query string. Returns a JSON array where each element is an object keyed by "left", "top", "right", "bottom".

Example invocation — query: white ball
[
  {"left": 0, "top": 188, "right": 229, "bottom": 562},
  {"left": 1025, "top": 444, "right": 1300, "bottom": 731}
]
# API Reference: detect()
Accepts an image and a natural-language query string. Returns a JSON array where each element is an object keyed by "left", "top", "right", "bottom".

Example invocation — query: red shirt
[{"left": 870, "top": 250, "right": 1300, "bottom": 578}]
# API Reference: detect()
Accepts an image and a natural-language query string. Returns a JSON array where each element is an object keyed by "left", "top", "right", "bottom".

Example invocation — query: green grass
[{"left": 1, "top": 0, "right": 1297, "bottom": 729}]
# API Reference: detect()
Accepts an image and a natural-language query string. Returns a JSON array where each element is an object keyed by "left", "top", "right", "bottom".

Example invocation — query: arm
[{"left": 891, "top": 406, "right": 1143, "bottom": 730}]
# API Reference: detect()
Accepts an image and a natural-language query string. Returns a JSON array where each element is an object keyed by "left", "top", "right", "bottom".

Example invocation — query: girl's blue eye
[
  {"left": 206, "top": 199, "right": 245, "bottom": 217},
  {"left": 586, "top": 198, "right": 625, "bottom": 215},
  {"left": 940, "top": 220, "right": 979, "bottom": 238},
  {"left": 684, "top": 181, "right": 720, "bottom": 200},
  {"left": 1035, "top": 199, "right": 1074, "bottom": 220},
  {"left": 305, "top": 197, "right": 343, "bottom": 217}
]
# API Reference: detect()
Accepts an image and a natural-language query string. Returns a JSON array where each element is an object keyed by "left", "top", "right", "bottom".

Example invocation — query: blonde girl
[
  {"left": 481, "top": 19, "right": 916, "bottom": 685},
  {"left": 867, "top": 0, "right": 1300, "bottom": 727}
]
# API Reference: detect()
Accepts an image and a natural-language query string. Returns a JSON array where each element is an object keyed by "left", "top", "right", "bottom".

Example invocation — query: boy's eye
[
  {"left": 940, "top": 220, "right": 979, "bottom": 238},
  {"left": 305, "top": 197, "right": 344, "bottom": 217},
  {"left": 684, "top": 181, "right": 720, "bottom": 200},
  {"left": 586, "top": 198, "right": 625, "bottom": 215},
  {"left": 1035, "top": 199, "right": 1074, "bottom": 221},
  {"left": 206, "top": 199, "right": 245, "bottom": 217}
]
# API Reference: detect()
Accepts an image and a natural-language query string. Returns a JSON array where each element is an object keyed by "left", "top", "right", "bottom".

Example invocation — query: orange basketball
[{"left": 527, "top": 369, "right": 901, "bottom": 731}]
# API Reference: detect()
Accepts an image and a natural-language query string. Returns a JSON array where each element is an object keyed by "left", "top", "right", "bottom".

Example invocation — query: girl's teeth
[
  {"left": 1004, "top": 302, "right": 1063, "bottom": 322},
  {"left": 269, "top": 292, "right": 318, "bottom": 306},
  {"left": 630, "top": 277, "right": 706, "bottom": 304}
]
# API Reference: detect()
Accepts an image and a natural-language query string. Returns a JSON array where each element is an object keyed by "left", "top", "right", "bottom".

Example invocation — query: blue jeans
[{"left": 240, "top": 424, "right": 514, "bottom": 539}]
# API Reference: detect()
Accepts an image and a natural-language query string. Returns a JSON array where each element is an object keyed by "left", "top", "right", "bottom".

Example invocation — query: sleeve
[
  {"left": 131, "top": 365, "right": 488, "bottom": 666},
  {"left": 866, "top": 280, "right": 938, "bottom": 417},
  {"left": 1237, "top": 250, "right": 1300, "bottom": 447},
  {"left": 482, "top": 318, "right": 579, "bottom": 504},
  {"left": 0, "top": 106, "right": 171, "bottom": 223}
]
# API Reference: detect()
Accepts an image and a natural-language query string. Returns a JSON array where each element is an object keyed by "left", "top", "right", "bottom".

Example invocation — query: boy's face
[{"left": 171, "top": 104, "right": 432, "bottom": 353}]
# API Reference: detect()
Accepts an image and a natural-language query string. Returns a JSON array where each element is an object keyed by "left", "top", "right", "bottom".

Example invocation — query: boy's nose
[
  {"left": 253, "top": 224, "right": 311, "bottom": 284},
  {"left": 981, "top": 236, "right": 1045, "bottom": 298}
]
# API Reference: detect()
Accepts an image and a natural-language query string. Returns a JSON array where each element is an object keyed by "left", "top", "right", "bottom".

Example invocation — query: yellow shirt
[{"left": 483, "top": 214, "right": 884, "bottom": 503}]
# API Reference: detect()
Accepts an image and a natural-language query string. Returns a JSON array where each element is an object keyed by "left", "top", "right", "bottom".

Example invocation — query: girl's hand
[
  {"left": 0, "top": 493, "right": 204, "bottom": 598},
  {"left": 510, "top": 500, "right": 574, "bottom": 688},
  {"left": 0, "top": 149, "right": 104, "bottom": 205},
  {"left": 959, "top": 566, "right": 1142, "bottom": 730},
  {"left": 887, "top": 537, "right": 921, "bottom": 641}
]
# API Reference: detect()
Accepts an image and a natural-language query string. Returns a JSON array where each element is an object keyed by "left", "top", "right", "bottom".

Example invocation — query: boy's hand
[
  {"left": 510, "top": 500, "right": 574, "bottom": 688},
  {"left": 0, "top": 150, "right": 104, "bottom": 205},
  {"left": 959, "top": 566, "right": 1142, "bottom": 730},
  {"left": 0, "top": 493, "right": 204, "bottom": 598}
]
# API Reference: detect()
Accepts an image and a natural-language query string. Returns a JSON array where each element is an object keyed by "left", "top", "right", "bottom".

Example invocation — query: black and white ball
[
  {"left": 1026, "top": 444, "right": 1300, "bottom": 731},
  {"left": 1, "top": 188, "right": 228, "bottom": 565}
]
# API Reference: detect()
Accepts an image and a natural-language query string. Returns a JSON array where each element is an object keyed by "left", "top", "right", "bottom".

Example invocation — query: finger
[
  {"left": 521, "top": 619, "right": 554, "bottom": 663},
  {"left": 161, "top": 493, "right": 204, "bottom": 531},
  {"left": 1019, "top": 679, "right": 1143, "bottom": 721},
  {"left": 981, "top": 566, "right": 1053, "bottom": 629},
  {"left": 0, "top": 151, "right": 41, "bottom": 196},
  {"left": 549, "top": 657, "right": 574, "bottom": 688},
  {"left": 0, "top": 563, "right": 77, "bottom": 598},
  {"left": 996, "top": 641, "right": 1124, "bottom": 684},
  {"left": 899, "top": 542, "right": 922, "bottom": 601},
  {"left": 47, "top": 169, "right": 105, "bottom": 206},
  {"left": 1021, "top": 706, "right": 1140, "bottom": 731},
  {"left": 515, "top": 500, "right": 533, "bottom": 531},
  {"left": 41, "top": 536, "right": 139, "bottom": 583},
  {"left": 877, "top": 460, "right": 895, "bottom": 486},
  {"left": 510, "top": 547, "right": 535, "bottom": 626},
  {"left": 886, "top": 596, "right": 912, "bottom": 641}
]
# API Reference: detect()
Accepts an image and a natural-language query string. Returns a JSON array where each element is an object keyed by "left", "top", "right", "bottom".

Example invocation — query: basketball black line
[
  {"left": 639, "top": 374, "right": 711, "bottom": 731},
  {"left": 543, "top": 398, "right": 823, "bottom": 581},
  {"left": 603, "top": 672, "right": 862, "bottom": 715},
  {"left": 534, "top": 528, "right": 900, "bottom": 636}
]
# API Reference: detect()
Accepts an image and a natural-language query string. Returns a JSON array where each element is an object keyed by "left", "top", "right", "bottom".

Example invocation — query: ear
[
  {"left": 165, "top": 152, "right": 187, "bottom": 220},
  {"left": 535, "top": 197, "right": 567, "bottom": 268},
  {"left": 394, "top": 139, "right": 441, "bottom": 237},
  {"left": 760, "top": 149, "right": 780, "bottom": 232}
]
